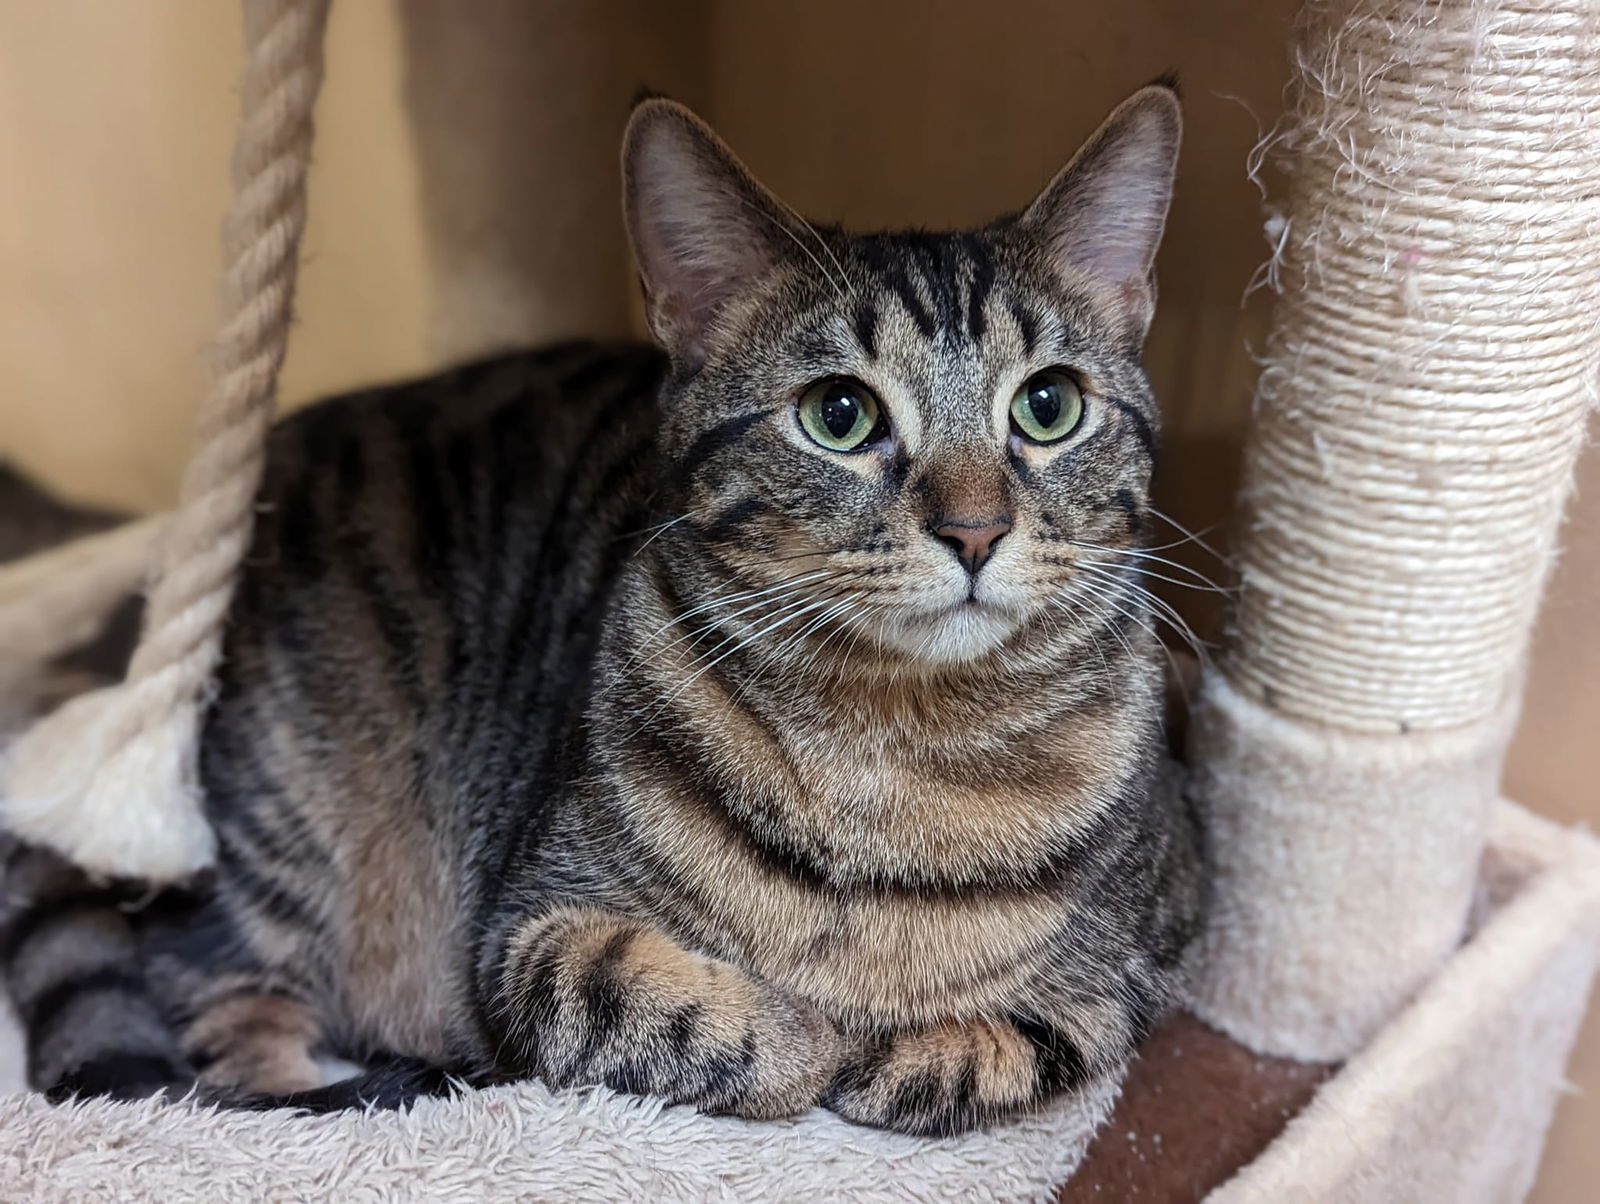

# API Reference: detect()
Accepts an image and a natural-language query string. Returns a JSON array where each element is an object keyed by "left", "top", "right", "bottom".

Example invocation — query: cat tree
[{"left": 0, "top": 0, "right": 1598, "bottom": 1199}]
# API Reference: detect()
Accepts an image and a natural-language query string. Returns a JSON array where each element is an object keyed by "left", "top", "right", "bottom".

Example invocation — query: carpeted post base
[
  {"left": 1209, "top": 802, "right": 1600, "bottom": 1202},
  {"left": 1188, "top": 672, "right": 1520, "bottom": 1060}
]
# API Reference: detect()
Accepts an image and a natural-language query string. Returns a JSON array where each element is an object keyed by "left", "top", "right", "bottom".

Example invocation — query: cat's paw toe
[{"left": 722, "top": 991, "right": 841, "bottom": 1119}]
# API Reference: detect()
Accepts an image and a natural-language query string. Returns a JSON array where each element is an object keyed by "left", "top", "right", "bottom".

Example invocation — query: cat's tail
[
  {"left": 219, "top": 1055, "right": 468, "bottom": 1113},
  {"left": 0, "top": 836, "right": 193, "bottom": 1101},
  {"left": 1, "top": 835, "right": 475, "bottom": 1113}
]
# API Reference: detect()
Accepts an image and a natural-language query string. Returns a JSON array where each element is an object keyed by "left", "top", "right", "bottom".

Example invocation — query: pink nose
[{"left": 932, "top": 517, "right": 1012, "bottom": 575}]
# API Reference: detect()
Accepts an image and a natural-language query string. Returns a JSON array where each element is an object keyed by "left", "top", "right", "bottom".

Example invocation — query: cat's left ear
[
  {"left": 623, "top": 98, "right": 807, "bottom": 366},
  {"left": 1020, "top": 83, "right": 1181, "bottom": 342}
]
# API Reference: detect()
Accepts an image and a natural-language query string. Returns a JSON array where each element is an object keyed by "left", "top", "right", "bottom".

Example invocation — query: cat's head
[{"left": 622, "top": 85, "right": 1178, "bottom": 667}]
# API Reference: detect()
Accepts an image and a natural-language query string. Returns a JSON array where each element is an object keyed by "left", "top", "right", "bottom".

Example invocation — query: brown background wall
[{"left": 1, "top": 2, "right": 1594, "bottom": 1197}]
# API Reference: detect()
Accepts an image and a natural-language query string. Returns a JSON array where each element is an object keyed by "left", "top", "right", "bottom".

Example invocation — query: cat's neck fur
[{"left": 596, "top": 549, "right": 1162, "bottom": 889}]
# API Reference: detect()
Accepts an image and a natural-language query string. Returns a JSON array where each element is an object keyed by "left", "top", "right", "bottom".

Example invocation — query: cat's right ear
[
  {"left": 1020, "top": 83, "right": 1181, "bottom": 343},
  {"left": 623, "top": 99, "right": 800, "bottom": 365}
]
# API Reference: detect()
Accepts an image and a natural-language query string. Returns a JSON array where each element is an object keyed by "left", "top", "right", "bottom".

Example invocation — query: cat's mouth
[{"left": 871, "top": 594, "right": 1026, "bottom": 663}]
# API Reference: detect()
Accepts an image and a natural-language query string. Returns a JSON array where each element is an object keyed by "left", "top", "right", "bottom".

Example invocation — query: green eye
[
  {"left": 1009, "top": 370, "right": 1085, "bottom": 444},
  {"left": 796, "top": 378, "right": 885, "bottom": 452}
]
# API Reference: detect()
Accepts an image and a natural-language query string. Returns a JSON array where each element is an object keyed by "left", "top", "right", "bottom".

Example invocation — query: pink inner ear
[
  {"left": 1021, "top": 92, "right": 1179, "bottom": 307},
  {"left": 1050, "top": 162, "right": 1173, "bottom": 291},
  {"left": 625, "top": 114, "right": 792, "bottom": 354}
]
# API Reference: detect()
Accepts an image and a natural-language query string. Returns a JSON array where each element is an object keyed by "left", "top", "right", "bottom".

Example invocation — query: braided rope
[
  {"left": 0, "top": 0, "right": 329, "bottom": 880},
  {"left": 0, "top": 517, "right": 164, "bottom": 668},
  {"left": 115, "top": 0, "right": 329, "bottom": 752}
]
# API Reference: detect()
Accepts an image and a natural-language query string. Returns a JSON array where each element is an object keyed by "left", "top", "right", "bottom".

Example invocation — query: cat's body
[{"left": 3, "top": 86, "right": 1201, "bottom": 1136}]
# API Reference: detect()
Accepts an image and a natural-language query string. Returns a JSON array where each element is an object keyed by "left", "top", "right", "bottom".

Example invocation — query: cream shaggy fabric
[
  {"left": 1207, "top": 801, "right": 1600, "bottom": 1203},
  {"left": 0, "top": 1023, "right": 1118, "bottom": 1203},
  {"left": 1187, "top": 671, "right": 1520, "bottom": 1061}
]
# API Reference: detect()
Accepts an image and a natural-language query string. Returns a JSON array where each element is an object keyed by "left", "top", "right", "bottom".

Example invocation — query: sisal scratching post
[
  {"left": 0, "top": 0, "right": 329, "bottom": 884},
  {"left": 1190, "top": 0, "right": 1600, "bottom": 1060}
]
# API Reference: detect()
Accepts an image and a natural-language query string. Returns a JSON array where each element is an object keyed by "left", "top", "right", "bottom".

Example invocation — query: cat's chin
[{"left": 872, "top": 602, "right": 1024, "bottom": 665}]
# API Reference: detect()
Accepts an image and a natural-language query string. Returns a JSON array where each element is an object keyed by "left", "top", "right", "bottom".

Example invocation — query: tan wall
[
  {"left": 0, "top": 0, "right": 431, "bottom": 512},
  {"left": 0, "top": 2, "right": 1594, "bottom": 1197}
]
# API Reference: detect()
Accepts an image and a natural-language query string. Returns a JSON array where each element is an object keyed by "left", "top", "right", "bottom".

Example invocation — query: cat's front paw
[
  {"left": 499, "top": 909, "right": 840, "bottom": 1119},
  {"left": 825, "top": 1019, "right": 1042, "bottom": 1136}
]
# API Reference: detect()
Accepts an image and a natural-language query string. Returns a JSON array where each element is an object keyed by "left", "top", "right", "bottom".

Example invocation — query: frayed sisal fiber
[
  {"left": 1189, "top": 0, "right": 1600, "bottom": 1060},
  {"left": 0, "top": 517, "right": 160, "bottom": 671},
  {"left": 0, "top": 518, "right": 160, "bottom": 735}
]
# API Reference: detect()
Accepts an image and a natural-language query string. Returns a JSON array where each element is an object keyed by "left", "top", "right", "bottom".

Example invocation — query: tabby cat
[{"left": 1, "top": 82, "right": 1200, "bottom": 1137}]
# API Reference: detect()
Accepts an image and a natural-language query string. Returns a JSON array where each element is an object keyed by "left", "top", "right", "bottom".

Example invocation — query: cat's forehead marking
[
  {"left": 852, "top": 231, "right": 1000, "bottom": 352},
  {"left": 842, "top": 238, "right": 1027, "bottom": 459}
]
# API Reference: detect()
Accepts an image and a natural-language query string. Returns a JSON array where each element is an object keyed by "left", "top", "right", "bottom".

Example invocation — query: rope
[
  {"left": 0, "top": 0, "right": 329, "bottom": 881},
  {"left": 1223, "top": 0, "right": 1600, "bottom": 734},
  {"left": 0, "top": 516, "right": 164, "bottom": 667}
]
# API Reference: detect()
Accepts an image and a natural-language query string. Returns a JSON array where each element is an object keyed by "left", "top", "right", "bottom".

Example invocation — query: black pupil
[
  {"left": 1027, "top": 378, "right": 1061, "bottom": 429},
  {"left": 820, "top": 386, "right": 862, "bottom": 439}
]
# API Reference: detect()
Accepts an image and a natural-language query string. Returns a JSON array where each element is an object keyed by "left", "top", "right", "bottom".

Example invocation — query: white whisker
[
  {"left": 1075, "top": 563, "right": 1210, "bottom": 665},
  {"left": 1064, "top": 541, "right": 1234, "bottom": 595},
  {"left": 639, "top": 570, "right": 835, "bottom": 646},
  {"left": 1076, "top": 558, "right": 1235, "bottom": 597},
  {"left": 1146, "top": 508, "right": 1227, "bottom": 566},
  {"left": 736, "top": 197, "right": 852, "bottom": 304},
  {"left": 645, "top": 594, "right": 841, "bottom": 720},
  {"left": 631, "top": 513, "right": 694, "bottom": 555},
  {"left": 1053, "top": 579, "right": 1144, "bottom": 667}
]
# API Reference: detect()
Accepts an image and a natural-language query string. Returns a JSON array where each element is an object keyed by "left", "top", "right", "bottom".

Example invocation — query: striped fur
[{"left": 2, "top": 84, "right": 1201, "bottom": 1135}]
